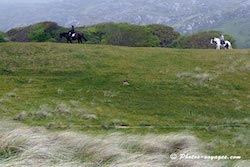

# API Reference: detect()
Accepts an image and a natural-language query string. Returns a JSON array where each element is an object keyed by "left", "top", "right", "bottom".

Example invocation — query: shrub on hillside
[
  {"left": 6, "top": 28, "right": 30, "bottom": 42},
  {"left": 0, "top": 32, "right": 6, "bottom": 42},
  {"left": 76, "top": 25, "right": 106, "bottom": 44},
  {"left": 104, "top": 23, "right": 160, "bottom": 47},
  {"left": 7, "top": 22, "right": 62, "bottom": 42},
  {"left": 29, "top": 29, "right": 50, "bottom": 42},
  {"left": 147, "top": 24, "right": 180, "bottom": 47},
  {"left": 80, "top": 22, "right": 160, "bottom": 47},
  {"left": 171, "top": 31, "right": 236, "bottom": 49}
]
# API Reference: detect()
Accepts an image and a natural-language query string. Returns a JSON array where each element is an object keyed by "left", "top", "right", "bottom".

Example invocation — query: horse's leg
[
  {"left": 224, "top": 43, "right": 228, "bottom": 49},
  {"left": 216, "top": 44, "right": 220, "bottom": 50},
  {"left": 67, "top": 37, "right": 71, "bottom": 43}
]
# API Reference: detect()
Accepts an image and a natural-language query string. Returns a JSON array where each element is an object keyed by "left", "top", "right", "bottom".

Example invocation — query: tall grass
[{"left": 0, "top": 120, "right": 232, "bottom": 167}]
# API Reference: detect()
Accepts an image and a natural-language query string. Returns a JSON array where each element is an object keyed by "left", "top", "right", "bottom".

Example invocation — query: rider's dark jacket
[{"left": 69, "top": 26, "right": 75, "bottom": 35}]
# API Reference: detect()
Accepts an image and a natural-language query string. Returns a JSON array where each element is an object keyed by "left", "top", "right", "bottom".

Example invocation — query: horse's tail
[
  {"left": 229, "top": 42, "right": 232, "bottom": 49},
  {"left": 81, "top": 33, "right": 88, "bottom": 41},
  {"left": 210, "top": 38, "right": 214, "bottom": 44}
]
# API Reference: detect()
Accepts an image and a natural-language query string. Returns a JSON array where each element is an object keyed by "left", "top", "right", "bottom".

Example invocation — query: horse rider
[
  {"left": 220, "top": 34, "right": 225, "bottom": 45},
  {"left": 68, "top": 25, "right": 75, "bottom": 38}
]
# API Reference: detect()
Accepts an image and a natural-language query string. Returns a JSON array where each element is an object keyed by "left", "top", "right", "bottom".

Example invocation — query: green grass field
[{"left": 0, "top": 43, "right": 249, "bottom": 164}]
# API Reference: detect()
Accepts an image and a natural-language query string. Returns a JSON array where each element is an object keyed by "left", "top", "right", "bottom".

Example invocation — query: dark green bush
[
  {"left": 147, "top": 24, "right": 180, "bottom": 47},
  {"left": 79, "top": 22, "right": 160, "bottom": 47},
  {"left": 0, "top": 32, "right": 6, "bottom": 42},
  {"left": 7, "top": 21, "right": 62, "bottom": 42},
  {"left": 103, "top": 23, "right": 160, "bottom": 47}
]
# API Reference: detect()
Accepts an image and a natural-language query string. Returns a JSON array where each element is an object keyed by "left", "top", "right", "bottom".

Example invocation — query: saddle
[{"left": 69, "top": 32, "right": 76, "bottom": 38}]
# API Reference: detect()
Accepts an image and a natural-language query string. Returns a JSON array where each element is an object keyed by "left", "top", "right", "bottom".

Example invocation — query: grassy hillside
[{"left": 0, "top": 43, "right": 250, "bottom": 161}]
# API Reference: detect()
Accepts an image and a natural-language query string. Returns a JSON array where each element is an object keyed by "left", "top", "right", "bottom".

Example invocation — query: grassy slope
[{"left": 0, "top": 43, "right": 249, "bottom": 159}]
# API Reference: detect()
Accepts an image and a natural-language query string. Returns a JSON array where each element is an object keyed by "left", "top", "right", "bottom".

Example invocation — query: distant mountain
[{"left": 1, "top": 0, "right": 250, "bottom": 48}]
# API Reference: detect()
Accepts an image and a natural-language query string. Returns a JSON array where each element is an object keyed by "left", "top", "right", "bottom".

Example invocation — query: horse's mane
[{"left": 60, "top": 32, "right": 68, "bottom": 35}]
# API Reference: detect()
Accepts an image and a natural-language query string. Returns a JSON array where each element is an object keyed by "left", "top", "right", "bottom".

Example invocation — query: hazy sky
[{"left": 1, "top": 0, "right": 56, "bottom": 3}]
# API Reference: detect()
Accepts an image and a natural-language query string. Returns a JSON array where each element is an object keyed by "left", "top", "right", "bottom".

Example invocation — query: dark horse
[{"left": 59, "top": 32, "right": 87, "bottom": 43}]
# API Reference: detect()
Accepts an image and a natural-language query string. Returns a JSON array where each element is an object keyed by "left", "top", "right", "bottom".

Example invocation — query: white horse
[{"left": 210, "top": 37, "right": 232, "bottom": 50}]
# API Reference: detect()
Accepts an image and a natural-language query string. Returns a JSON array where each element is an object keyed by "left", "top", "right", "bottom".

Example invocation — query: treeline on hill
[
  {"left": 2, "top": 21, "right": 236, "bottom": 48},
  {"left": 0, "top": 31, "right": 6, "bottom": 42}
]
